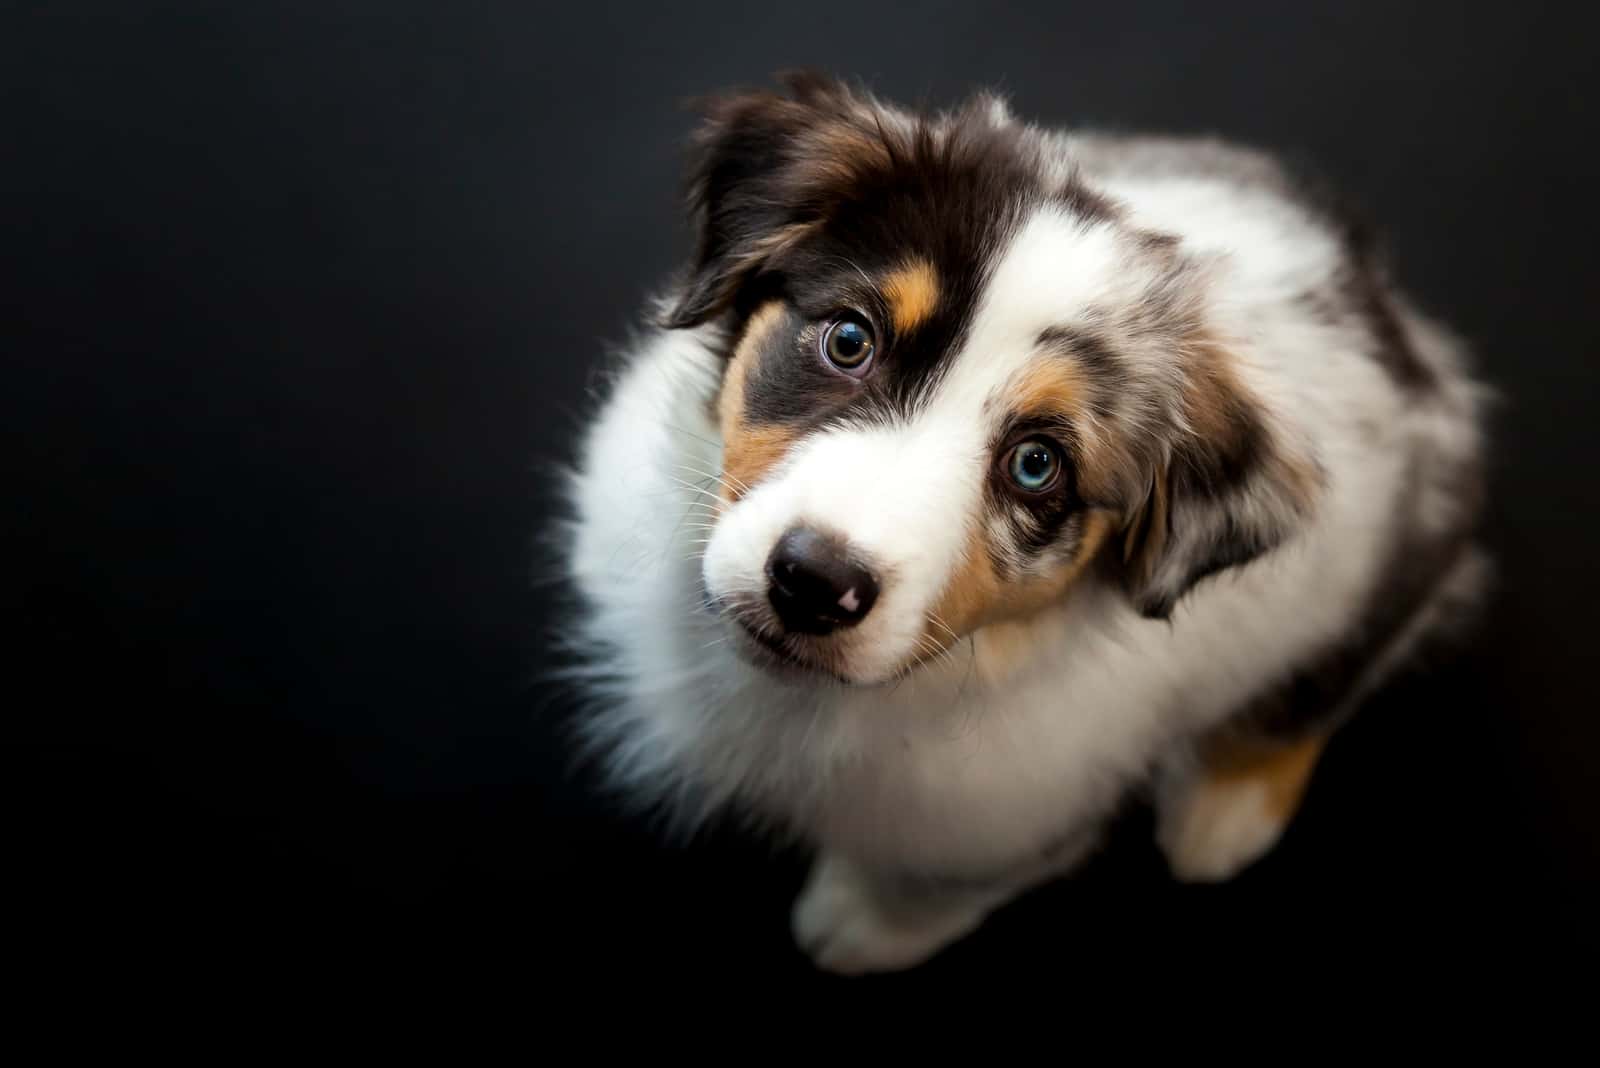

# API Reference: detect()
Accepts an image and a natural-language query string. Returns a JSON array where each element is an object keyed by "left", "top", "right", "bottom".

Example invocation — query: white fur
[{"left": 565, "top": 130, "right": 1483, "bottom": 971}]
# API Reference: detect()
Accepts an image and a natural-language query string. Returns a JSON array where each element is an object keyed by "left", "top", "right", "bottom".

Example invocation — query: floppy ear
[
  {"left": 661, "top": 72, "right": 878, "bottom": 329},
  {"left": 1121, "top": 347, "right": 1320, "bottom": 619}
]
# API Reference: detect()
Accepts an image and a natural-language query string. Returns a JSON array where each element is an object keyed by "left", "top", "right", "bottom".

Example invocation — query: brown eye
[{"left": 820, "top": 316, "right": 875, "bottom": 372}]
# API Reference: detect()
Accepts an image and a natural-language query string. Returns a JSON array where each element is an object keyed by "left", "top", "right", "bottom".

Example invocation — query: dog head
[{"left": 676, "top": 74, "right": 1317, "bottom": 684}]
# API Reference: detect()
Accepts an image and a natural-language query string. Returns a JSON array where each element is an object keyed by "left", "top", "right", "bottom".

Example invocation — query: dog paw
[
  {"left": 791, "top": 857, "right": 984, "bottom": 975},
  {"left": 1158, "top": 779, "right": 1287, "bottom": 883}
]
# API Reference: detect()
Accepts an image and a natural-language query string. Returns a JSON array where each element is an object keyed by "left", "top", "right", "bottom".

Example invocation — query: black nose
[{"left": 766, "top": 526, "right": 879, "bottom": 635}]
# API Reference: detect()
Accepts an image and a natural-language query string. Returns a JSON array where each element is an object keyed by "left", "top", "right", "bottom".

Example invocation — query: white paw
[
  {"left": 1158, "top": 780, "right": 1288, "bottom": 883},
  {"left": 791, "top": 858, "right": 985, "bottom": 976}
]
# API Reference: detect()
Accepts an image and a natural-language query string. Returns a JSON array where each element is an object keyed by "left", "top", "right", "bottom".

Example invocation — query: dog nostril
[{"left": 766, "top": 526, "right": 880, "bottom": 635}]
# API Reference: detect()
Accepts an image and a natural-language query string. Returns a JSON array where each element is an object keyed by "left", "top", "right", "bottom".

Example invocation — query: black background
[{"left": 10, "top": 3, "right": 1598, "bottom": 988}]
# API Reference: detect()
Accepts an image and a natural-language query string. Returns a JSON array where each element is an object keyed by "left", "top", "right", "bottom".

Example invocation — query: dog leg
[
  {"left": 791, "top": 853, "right": 1008, "bottom": 975},
  {"left": 1156, "top": 730, "right": 1327, "bottom": 883}
]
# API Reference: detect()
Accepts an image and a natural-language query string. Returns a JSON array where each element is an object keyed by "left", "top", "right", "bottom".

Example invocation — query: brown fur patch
[
  {"left": 926, "top": 510, "right": 1114, "bottom": 662},
  {"left": 1183, "top": 337, "right": 1273, "bottom": 481},
  {"left": 793, "top": 120, "right": 896, "bottom": 197},
  {"left": 1010, "top": 357, "right": 1088, "bottom": 421},
  {"left": 1009, "top": 353, "right": 1131, "bottom": 508},
  {"left": 1199, "top": 730, "right": 1328, "bottom": 823},
  {"left": 1122, "top": 465, "right": 1169, "bottom": 572},
  {"left": 722, "top": 425, "right": 797, "bottom": 502},
  {"left": 718, "top": 302, "right": 797, "bottom": 501},
  {"left": 925, "top": 528, "right": 1003, "bottom": 642},
  {"left": 1119, "top": 335, "right": 1322, "bottom": 616},
  {"left": 881, "top": 260, "right": 941, "bottom": 335},
  {"left": 1187, "top": 336, "right": 1321, "bottom": 511}
]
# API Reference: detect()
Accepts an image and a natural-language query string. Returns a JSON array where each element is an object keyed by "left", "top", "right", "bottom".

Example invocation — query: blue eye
[
  {"left": 1007, "top": 439, "right": 1059, "bottom": 492},
  {"left": 821, "top": 316, "right": 875, "bottom": 372}
]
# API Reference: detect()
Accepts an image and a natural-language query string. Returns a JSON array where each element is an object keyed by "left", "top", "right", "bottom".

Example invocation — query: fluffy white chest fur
[{"left": 564, "top": 78, "right": 1485, "bottom": 973}]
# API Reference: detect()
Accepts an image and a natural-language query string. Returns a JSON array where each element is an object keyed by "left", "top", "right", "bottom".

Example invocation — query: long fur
[{"left": 561, "top": 75, "right": 1489, "bottom": 969}]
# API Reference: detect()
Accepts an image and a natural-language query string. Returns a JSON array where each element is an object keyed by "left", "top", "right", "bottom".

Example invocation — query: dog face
[{"left": 678, "top": 76, "right": 1316, "bottom": 685}]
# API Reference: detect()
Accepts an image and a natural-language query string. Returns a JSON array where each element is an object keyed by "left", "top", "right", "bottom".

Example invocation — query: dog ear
[
  {"left": 1121, "top": 346, "right": 1320, "bottom": 619},
  {"left": 661, "top": 72, "right": 881, "bottom": 329}
]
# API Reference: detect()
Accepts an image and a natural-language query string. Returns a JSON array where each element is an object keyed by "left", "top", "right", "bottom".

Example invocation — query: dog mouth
[{"left": 729, "top": 615, "right": 852, "bottom": 683}]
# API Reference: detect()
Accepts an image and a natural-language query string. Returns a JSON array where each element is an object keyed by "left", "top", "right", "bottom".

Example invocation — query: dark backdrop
[{"left": 10, "top": 3, "right": 1598, "bottom": 988}]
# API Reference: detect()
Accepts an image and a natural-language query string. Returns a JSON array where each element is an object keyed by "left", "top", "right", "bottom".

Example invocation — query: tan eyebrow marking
[
  {"left": 881, "top": 259, "right": 940, "bottom": 334},
  {"left": 1010, "top": 357, "right": 1088, "bottom": 421}
]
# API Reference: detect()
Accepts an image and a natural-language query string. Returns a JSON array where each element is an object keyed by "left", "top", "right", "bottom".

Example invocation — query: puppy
[{"left": 565, "top": 74, "right": 1488, "bottom": 973}]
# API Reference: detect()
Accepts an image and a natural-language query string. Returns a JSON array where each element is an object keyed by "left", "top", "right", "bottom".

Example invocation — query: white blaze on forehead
[{"left": 925, "top": 205, "right": 1130, "bottom": 423}]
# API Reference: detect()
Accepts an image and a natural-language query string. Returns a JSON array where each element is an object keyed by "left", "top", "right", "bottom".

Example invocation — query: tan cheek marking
[
  {"left": 923, "top": 511, "right": 1114, "bottom": 666},
  {"left": 722, "top": 425, "right": 798, "bottom": 502},
  {"left": 926, "top": 528, "right": 1004, "bottom": 642},
  {"left": 717, "top": 302, "right": 796, "bottom": 503},
  {"left": 931, "top": 359, "right": 1095, "bottom": 644},
  {"left": 882, "top": 260, "right": 940, "bottom": 335},
  {"left": 989, "top": 510, "right": 1112, "bottom": 625},
  {"left": 1200, "top": 731, "right": 1329, "bottom": 823}
]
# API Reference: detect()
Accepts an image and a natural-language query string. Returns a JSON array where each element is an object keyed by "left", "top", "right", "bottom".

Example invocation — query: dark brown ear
[
  {"left": 1121, "top": 348, "right": 1320, "bottom": 619},
  {"left": 661, "top": 72, "right": 875, "bottom": 329}
]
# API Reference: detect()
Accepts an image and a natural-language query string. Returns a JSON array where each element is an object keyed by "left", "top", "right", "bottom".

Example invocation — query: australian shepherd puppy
[{"left": 565, "top": 73, "right": 1489, "bottom": 973}]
